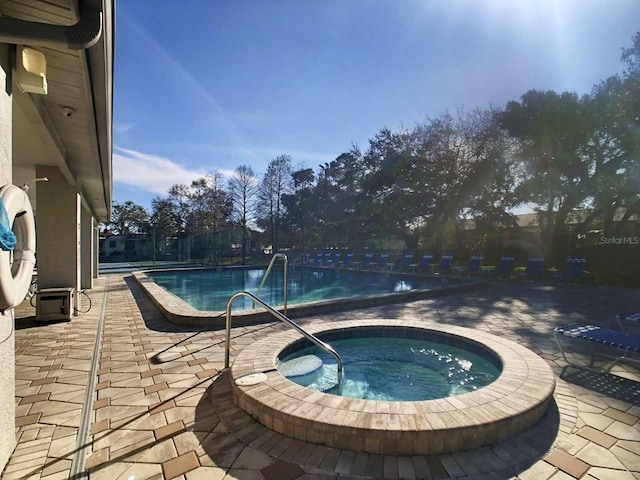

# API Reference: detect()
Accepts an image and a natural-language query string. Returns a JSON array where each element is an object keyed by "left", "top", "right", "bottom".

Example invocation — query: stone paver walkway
[{"left": 3, "top": 274, "right": 640, "bottom": 479}]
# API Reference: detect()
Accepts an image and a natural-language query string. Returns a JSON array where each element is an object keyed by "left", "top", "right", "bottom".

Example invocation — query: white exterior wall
[
  {"left": 0, "top": 43, "right": 15, "bottom": 473},
  {"left": 35, "top": 166, "right": 81, "bottom": 306}
]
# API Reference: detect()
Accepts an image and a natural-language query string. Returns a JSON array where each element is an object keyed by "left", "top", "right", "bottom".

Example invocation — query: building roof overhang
[{"left": 0, "top": 0, "right": 114, "bottom": 222}]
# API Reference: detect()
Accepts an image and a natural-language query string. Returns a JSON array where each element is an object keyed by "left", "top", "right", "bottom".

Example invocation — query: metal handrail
[
  {"left": 224, "top": 291, "right": 343, "bottom": 376},
  {"left": 255, "top": 253, "right": 288, "bottom": 314}
]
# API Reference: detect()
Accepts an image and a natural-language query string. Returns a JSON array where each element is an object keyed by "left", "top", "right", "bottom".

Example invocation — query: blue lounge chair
[
  {"left": 453, "top": 255, "right": 483, "bottom": 275},
  {"left": 395, "top": 253, "right": 414, "bottom": 271},
  {"left": 490, "top": 255, "right": 516, "bottom": 279},
  {"left": 313, "top": 253, "right": 324, "bottom": 266},
  {"left": 353, "top": 253, "right": 374, "bottom": 269},
  {"left": 373, "top": 253, "right": 390, "bottom": 270},
  {"left": 434, "top": 254, "right": 453, "bottom": 273},
  {"left": 326, "top": 252, "right": 341, "bottom": 267},
  {"left": 336, "top": 253, "right": 353, "bottom": 268},
  {"left": 554, "top": 323, "right": 640, "bottom": 372},
  {"left": 410, "top": 253, "right": 433, "bottom": 273},
  {"left": 517, "top": 256, "right": 544, "bottom": 280},
  {"left": 554, "top": 256, "right": 586, "bottom": 282}
]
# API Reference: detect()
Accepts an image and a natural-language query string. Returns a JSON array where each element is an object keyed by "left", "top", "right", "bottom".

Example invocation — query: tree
[
  {"left": 149, "top": 197, "right": 181, "bottom": 257},
  {"left": 108, "top": 201, "right": 149, "bottom": 236},
  {"left": 281, "top": 167, "right": 317, "bottom": 248},
  {"left": 500, "top": 90, "right": 598, "bottom": 261},
  {"left": 164, "top": 175, "right": 232, "bottom": 262},
  {"left": 167, "top": 183, "right": 191, "bottom": 235},
  {"left": 186, "top": 174, "right": 231, "bottom": 236},
  {"left": 257, "top": 155, "right": 293, "bottom": 251},
  {"left": 228, "top": 165, "right": 259, "bottom": 264},
  {"left": 358, "top": 110, "right": 518, "bottom": 253},
  {"left": 320, "top": 149, "right": 369, "bottom": 246}
]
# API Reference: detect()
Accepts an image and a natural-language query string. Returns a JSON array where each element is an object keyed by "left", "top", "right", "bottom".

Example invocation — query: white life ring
[{"left": 0, "top": 184, "right": 36, "bottom": 312}]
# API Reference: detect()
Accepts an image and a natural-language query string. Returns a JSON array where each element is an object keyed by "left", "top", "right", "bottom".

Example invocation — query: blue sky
[{"left": 113, "top": 0, "right": 640, "bottom": 211}]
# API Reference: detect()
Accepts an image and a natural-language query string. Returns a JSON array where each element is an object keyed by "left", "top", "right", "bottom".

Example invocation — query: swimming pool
[
  {"left": 133, "top": 265, "right": 484, "bottom": 326},
  {"left": 148, "top": 267, "right": 444, "bottom": 311}
]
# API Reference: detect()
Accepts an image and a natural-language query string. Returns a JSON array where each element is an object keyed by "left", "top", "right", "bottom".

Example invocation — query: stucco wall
[
  {"left": 0, "top": 44, "right": 16, "bottom": 474},
  {"left": 35, "top": 165, "right": 80, "bottom": 291}
]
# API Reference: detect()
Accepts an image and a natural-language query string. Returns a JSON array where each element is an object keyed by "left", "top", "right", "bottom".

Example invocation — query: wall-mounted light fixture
[{"left": 15, "top": 46, "right": 48, "bottom": 95}]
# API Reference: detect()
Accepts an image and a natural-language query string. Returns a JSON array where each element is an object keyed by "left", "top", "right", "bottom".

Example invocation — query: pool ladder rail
[
  {"left": 224, "top": 292, "right": 343, "bottom": 377},
  {"left": 254, "top": 252, "right": 288, "bottom": 314}
]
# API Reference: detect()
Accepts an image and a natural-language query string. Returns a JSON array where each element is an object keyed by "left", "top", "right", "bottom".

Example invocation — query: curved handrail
[
  {"left": 225, "top": 291, "right": 343, "bottom": 376},
  {"left": 255, "top": 253, "right": 288, "bottom": 314}
]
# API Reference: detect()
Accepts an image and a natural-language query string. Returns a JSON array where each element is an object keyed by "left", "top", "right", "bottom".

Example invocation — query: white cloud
[
  {"left": 113, "top": 147, "right": 208, "bottom": 195},
  {"left": 112, "top": 145, "right": 338, "bottom": 205},
  {"left": 114, "top": 123, "right": 136, "bottom": 134}
]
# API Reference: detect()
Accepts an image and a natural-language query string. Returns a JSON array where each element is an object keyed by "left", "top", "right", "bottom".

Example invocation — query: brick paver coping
[{"left": 230, "top": 319, "right": 556, "bottom": 456}]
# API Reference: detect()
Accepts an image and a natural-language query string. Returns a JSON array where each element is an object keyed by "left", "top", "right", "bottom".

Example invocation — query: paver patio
[{"left": 3, "top": 273, "right": 640, "bottom": 479}]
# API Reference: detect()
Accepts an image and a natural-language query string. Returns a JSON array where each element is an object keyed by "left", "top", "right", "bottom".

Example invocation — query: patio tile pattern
[{"left": 2, "top": 274, "right": 639, "bottom": 479}]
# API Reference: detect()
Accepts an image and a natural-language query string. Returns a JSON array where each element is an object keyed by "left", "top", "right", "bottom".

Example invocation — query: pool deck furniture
[
  {"left": 372, "top": 253, "right": 390, "bottom": 270},
  {"left": 410, "top": 253, "right": 434, "bottom": 273},
  {"left": 352, "top": 252, "right": 374, "bottom": 269},
  {"left": 452, "top": 255, "right": 483, "bottom": 276},
  {"left": 516, "top": 256, "right": 545, "bottom": 280},
  {"left": 325, "top": 252, "right": 341, "bottom": 267},
  {"left": 554, "top": 323, "right": 640, "bottom": 372},
  {"left": 336, "top": 252, "right": 354, "bottom": 268},
  {"left": 485, "top": 254, "right": 516, "bottom": 279},
  {"left": 433, "top": 254, "right": 454, "bottom": 274},
  {"left": 393, "top": 253, "right": 414, "bottom": 271},
  {"left": 554, "top": 256, "right": 587, "bottom": 283}
]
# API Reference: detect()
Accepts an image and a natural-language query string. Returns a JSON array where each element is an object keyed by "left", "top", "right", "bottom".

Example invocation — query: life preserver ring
[{"left": 0, "top": 184, "right": 36, "bottom": 312}]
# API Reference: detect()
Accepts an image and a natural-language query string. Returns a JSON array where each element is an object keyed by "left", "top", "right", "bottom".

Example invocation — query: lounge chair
[
  {"left": 554, "top": 323, "right": 640, "bottom": 372},
  {"left": 313, "top": 253, "right": 324, "bottom": 266},
  {"left": 453, "top": 255, "right": 483, "bottom": 275},
  {"left": 373, "top": 253, "right": 390, "bottom": 270},
  {"left": 336, "top": 253, "right": 353, "bottom": 268},
  {"left": 410, "top": 253, "right": 433, "bottom": 273},
  {"left": 517, "top": 256, "right": 544, "bottom": 280},
  {"left": 434, "top": 254, "right": 453, "bottom": 274},
  {"left": 326, "top": 252, "right": 341, "bottom": 267},
  {"left": 394, "top": 253, "right": 414, "bottom": 271},
  {"left": 554, "top": 256, "right": 587, "bottom": 283},
  {"left": 489, "top": 255, "right": 516, "bottom": 279},
  {"left": 353, "top": 253, "right": 373, "bottom": 269}
]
